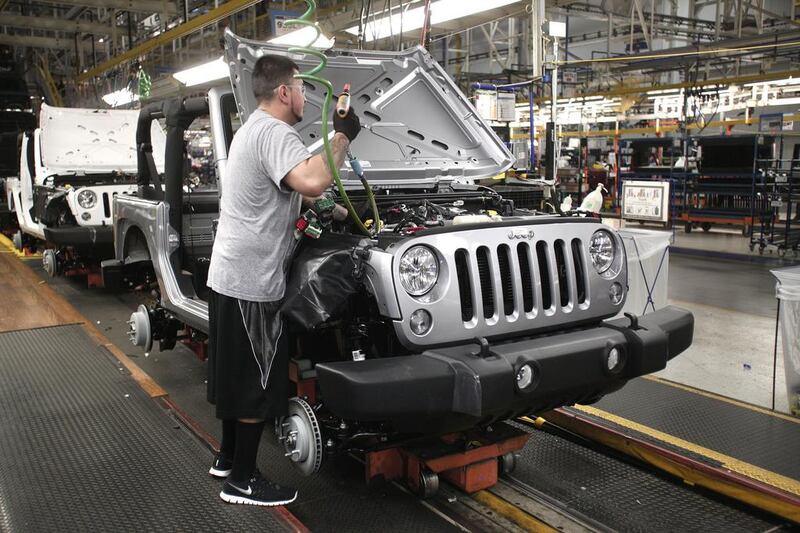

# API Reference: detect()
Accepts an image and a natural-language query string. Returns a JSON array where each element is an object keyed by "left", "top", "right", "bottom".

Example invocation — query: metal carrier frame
[{"left": 288, "top": 359, "right": 531, "bottom": 497}]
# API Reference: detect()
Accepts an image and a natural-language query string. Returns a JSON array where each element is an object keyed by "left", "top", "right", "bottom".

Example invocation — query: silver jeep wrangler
[{"left": 104, "top": 30, "right": 693, "bottom": 478}]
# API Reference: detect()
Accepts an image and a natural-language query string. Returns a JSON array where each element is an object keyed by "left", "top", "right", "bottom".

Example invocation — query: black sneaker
[
  {"left": 220, "top": 470, "right": 298, "bottom": 506},
  {"left": 209, "top": 452, "right": 233, "bottom": 478}
]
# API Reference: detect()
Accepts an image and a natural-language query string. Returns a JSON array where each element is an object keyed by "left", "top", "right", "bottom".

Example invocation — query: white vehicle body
[{"left": 7, "top": 104, "right": 166, "bottom": 249}]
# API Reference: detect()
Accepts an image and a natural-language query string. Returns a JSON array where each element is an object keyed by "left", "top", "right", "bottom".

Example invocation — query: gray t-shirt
[{"left": 207, "top": 109, "right": 310, "bottom": 302}]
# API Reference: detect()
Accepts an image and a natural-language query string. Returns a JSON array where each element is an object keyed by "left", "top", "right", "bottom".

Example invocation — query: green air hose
[{"left": 283, "top": 1, "right": 381, "bottom": 236}]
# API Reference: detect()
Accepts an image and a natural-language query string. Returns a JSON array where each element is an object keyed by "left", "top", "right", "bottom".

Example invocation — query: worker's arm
[
  {"left": 284, "top": 133, "right": 349, "bottom": 197},
  {"left": 283, "top": 109, "right": 361, "bottom": 197},
  {"left": 302, "top": 194, "right": 350, "bottom": 221}
]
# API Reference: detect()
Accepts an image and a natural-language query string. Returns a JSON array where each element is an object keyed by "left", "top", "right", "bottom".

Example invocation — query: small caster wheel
[
  {"left": 498, "top": 452, "right": 517, "bottom": 475},
  {"left": 42, "top": 249, "right": 58, "bottom": 277},
  {"left": 759, "top": 245, "right": 765, "bottom": 255},
  {"left": 418, "top": 469, "right": 439, "bottom": 499},
  {"left": 12, "top": 230, "right": 23, "bottom": 250},
  {"left": 702, "top": 222, "right": 711, "bottom": 232},
  {"left": 748, "top": 243, "right": 755, "bottom": 252},
  {"left": 684, "top": 223, "right": 692, "bottom": 233}
]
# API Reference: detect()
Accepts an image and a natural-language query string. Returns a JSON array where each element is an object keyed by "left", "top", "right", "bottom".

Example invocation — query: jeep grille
[
  {"left": 387, "top": 221, "right": 626, "bottom": 349},
  {"left": 454, "top": 239, "right": 589, "bottom": 324}
]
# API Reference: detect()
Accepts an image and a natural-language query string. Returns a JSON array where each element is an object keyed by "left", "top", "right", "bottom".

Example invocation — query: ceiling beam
[
  {"left": 537, "top": 68, "right": 800, "bottom": 103},
  {"left": 742, "top": 0, "right": 800, "bottom": 27},
  {"left": 565, "top": 29, "right": 800, "bottom": 71},
  {"left": 77, "top": 0, "right": 258, "bottom": 81},
  {"left": 0, "top": 34, "right": 72, "bottom": 50},
  {"left": 1, "top": 14, "right": 122, "bottom": 35},
  {"left": 25, "top": 0, "right": 177, "bottom": 15}
]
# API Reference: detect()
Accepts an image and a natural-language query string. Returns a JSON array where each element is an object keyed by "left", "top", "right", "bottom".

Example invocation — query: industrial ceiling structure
[{"left": 0, "top": 1, "right": 798, "bottom": 109}]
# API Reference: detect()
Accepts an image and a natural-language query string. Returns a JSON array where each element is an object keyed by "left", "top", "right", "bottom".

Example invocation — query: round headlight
[
  {"left": 605, "top": 346, "right": 625, "bottom": 373},
  {"left": 77, "top": 189, "right": 97, "bottom": 209},
  {"left": 399, "top": 245, "right": 439, "bottom": 296},
  {"left": 516, "top": 364, "right": 535, "bottom": 390},
  {"left": 609, "top": 282, "right": 624, "bottom": 305},
  {"left": 589, "top": 230, "right": 616, "bottom": 274},
  {"left": 409, "top": 309, "right": 432, "bottom": 336},
  {"left": 607, "top": 347, "right": 621, "bottom": 371}
]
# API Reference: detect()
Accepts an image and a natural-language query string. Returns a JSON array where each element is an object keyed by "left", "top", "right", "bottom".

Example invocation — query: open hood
[
  {"left": 40, "top": 103, "right": 166, "bottom": 175},
  {"left": 224, "top": 30, "right": 513, "bottom": 186}
]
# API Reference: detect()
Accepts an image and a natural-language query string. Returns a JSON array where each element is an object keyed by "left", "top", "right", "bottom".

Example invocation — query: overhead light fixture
[
  {"left": 98, "top": 37, "right": 104, "bottom": 43},
  {"left": 102, "top": 88, "right": 139, "bottom": 107},
  {"left": 345, "top": 0, "right": 520, "bottom": 43},
  {"left": 173, "top": 56, "right": 228, "bottom": 87},
  {"left": 269, "top": 26, "right": 334, "bottom": 49}
]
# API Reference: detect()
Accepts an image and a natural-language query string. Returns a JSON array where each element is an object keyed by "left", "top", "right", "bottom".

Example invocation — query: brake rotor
[
  {"left": 42, "top": 249, "right": 57, "bottom": 278},
  {"left": 279, "top": 397, "right": 323, "bottom": 475},
  {"left": 127, "top": 305, "right": 153, "bottom": 353}
]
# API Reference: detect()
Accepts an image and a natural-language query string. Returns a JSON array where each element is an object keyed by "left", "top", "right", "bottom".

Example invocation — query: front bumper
[
  {"left": 44, "top": 225, "right": 113, "bottom": 249},
  {"left": 316, "top": 306, "right": 693, "bottom": 433}
]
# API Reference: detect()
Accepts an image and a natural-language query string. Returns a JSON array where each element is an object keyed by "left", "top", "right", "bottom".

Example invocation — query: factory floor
[
  {"left": 622, "top": 221, "right": 798, "bottom": 260},
  {"left": 661, "top": 252, "right": 792, "bottom": 413},
  {"left": 2, "top": 229, "right": 798, "bottom": 529},
  {"left": 601, "top": 218, "right": 797, "bottom": 414}
]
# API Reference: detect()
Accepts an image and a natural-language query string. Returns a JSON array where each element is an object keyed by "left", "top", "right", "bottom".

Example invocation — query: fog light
[
  {"left": 81, "top": 212, "right": 91, "bottom": 221},
  {"left": 409, "top": 309, "right": 432, "bottom": 336},
  {"left": 516, "top": 364, "right": 534, "bottom": 390},
  {"left": 609, "top": 282, "right": 624, "bottom": 305},
  {"left": 606, "top": 346, "right": 623, "bottom": 373}
]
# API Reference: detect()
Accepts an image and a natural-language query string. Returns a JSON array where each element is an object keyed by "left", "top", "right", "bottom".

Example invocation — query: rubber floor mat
[
  {"left": 508, "top": 422, "right": 785, "bottom": 532},
  {"left": 595, "top": 378, "right": 800, "bottom": 480},
  {"left": 0, "top": 325, "right": 298, "bottom": 532}
]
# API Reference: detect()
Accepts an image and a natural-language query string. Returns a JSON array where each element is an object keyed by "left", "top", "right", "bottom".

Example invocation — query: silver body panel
[
  {"left": 113, "top": 40, "right": 629, "bottom": 355},
  {"left": 112, "top": 86, "right": 232, "bottom": 332},
  {"left": 375, "top": 220, "right": 627, "bottom": 350},
  {"left": 114, "top": 196, "right": 209, "bottom": 332},
  {"left": 224, "top": 30, "right": 513, "bottom": 186}
]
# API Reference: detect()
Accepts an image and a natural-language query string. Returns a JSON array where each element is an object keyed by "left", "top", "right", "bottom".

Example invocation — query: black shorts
[{"left": 207, "top": 289, "right": 289, "bottom": 420}]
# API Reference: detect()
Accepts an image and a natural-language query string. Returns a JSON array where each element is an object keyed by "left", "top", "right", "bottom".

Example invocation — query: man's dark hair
[{"left": 252, "top": 55, "right": 300, "bottom": 102}]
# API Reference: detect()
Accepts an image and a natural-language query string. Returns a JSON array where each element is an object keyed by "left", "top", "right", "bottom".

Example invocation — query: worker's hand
[
  {"left": 333, "top": 106, "right": 361, "bottom": 142},
  {"left": 333, "top": 204, "right": 349, "bottom": 222}
]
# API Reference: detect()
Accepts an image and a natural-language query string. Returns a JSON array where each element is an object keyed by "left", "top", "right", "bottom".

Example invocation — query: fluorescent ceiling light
[
  {"left": 345, "top": 0, "right": 519, "bottom": 43},
  {"left": 173, "top": 56, "right": 228, "bottom": 87},
  {"left": 102, "top": 88, "right": 139, "bottom": 107},
  {"left": 269, "top": 26, "right": 334, "bottom": 49},
  {"left": 172, "top": 27, "right": 334, "bottom": 88}
]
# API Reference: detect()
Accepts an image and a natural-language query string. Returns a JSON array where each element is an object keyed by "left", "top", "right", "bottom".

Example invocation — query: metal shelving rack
[
  {"left": 681, "top": 135, "right": 769, "bottom": 237},
  {"left": 751, "top": 151, "right": 800, "bottom": 258}
]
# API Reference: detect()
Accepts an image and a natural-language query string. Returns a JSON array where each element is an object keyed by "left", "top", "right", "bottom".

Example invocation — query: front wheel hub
[
  {"left": 277, "top": 397, "right": 323, "bottom": 475},
  {"left": 127, "top": 304, "right": 153, "bottom": 352},
  {"left": 42, "top": 249, "right": 58, "bottom": 277},
  {"left": 12, "top": 231, "right": 23, "bottom": 251}
]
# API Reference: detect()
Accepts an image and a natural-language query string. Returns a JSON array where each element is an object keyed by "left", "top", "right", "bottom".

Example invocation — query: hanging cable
[{"left": 283, "top": 0, "right": 380, "bottom": 236}]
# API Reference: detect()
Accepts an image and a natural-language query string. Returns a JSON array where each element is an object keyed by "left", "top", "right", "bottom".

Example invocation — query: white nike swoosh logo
[{"left": 232, "top": 484, "right": 252, "bottom": 496}]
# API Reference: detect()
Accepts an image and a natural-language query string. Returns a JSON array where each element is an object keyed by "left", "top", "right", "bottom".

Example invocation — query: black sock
[
  {"left": 220, "top": 419, "right": 236, "bottom": 457},
  {"left": 230, "top": 420, "right": 265, "bottom": 485}
]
